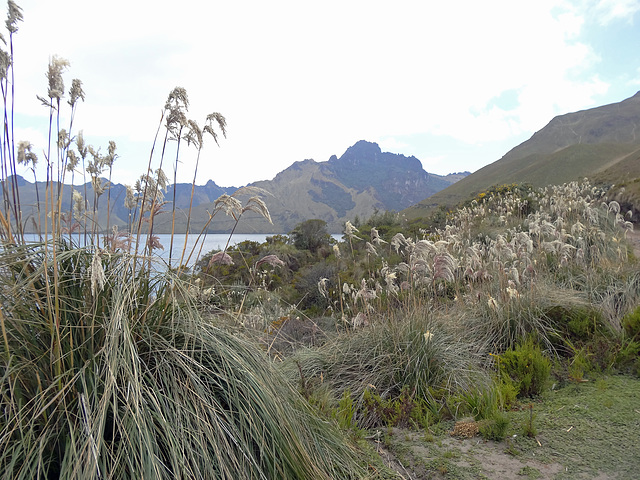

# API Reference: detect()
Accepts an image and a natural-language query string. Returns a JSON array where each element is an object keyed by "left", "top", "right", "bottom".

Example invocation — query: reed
[{"left": 0, "top": 4, "right": 363, "bottom": 478}]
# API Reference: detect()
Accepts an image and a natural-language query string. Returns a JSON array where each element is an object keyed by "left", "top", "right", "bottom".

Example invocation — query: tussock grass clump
[
  {"left": 282, "top": 308, "right": 487, "bottom": 414},
  {"left": 0, "top": 244, "right": 362, "bottom": 479}
]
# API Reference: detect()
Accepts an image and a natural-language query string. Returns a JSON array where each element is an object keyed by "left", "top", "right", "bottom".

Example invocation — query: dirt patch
[
  {"left": 373, "top": 376, "right": 640, "bottom": 480},
  {"left": 377, "top": 429, "right": 565, "bottom": 480}
]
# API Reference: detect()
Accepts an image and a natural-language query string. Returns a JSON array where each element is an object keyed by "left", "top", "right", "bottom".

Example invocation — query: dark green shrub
[
  {"left": 545, "top": 306, "right": 606, "bottom": 342},
  {"left": 334, "top": 390, "right": 357, "bottom": 430},
  {"left": 498, "top": 338, "right": 551, "bottom": 398},
  {"left": 622, "top": 305, "right": 640, "bottom": 340},
  {"left": 290, "top": 219, "right": 333, "bottom": 253},
  {"left": 478, "top": 411, "right": 510, "bottom": 441},
  {"left": 615, "top": 340, "right": 640, "bottom": 376},
  {"left": 360, "top": 387, "right": 434, "bottom": 430}
]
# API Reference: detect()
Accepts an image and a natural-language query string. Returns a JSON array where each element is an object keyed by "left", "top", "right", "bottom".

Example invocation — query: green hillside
[{"left": 405, "top": 91, "right": 640, "bottom": 221}]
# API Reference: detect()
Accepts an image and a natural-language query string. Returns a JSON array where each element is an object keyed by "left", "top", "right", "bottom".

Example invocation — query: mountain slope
[
  {"left": 8, "top": 140, "right": 466, "bottom": 234},
  {"left": 177, "top": 141, "right": 467, "bottom": 233},
  {"left": 405, "top": 91, "right": 640, "bottom": 218}
]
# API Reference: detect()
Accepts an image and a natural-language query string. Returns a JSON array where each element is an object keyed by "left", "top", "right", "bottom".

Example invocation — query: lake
[{"left": 23, "top": 232, "right": 343, "bottom": 266}]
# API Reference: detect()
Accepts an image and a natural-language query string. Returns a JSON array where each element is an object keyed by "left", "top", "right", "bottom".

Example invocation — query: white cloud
[
  {"left": 593, "top": 0, "right": 640, "bottom": 25},
  {"left": 0, "top": 0, "right": 636, "bottom": 186}
]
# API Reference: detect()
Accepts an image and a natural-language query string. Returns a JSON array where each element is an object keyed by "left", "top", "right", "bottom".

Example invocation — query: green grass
[{"left": 377, "top": 375, "right": 640, "bottom": 479}]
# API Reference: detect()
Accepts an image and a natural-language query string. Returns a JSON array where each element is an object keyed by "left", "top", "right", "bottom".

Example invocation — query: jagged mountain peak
[
  {"left": 329, "top": 140, "right": 424, "bottom": 172},
  {"left": 337, "top": 140, "right": 382, "bottom": 160}
]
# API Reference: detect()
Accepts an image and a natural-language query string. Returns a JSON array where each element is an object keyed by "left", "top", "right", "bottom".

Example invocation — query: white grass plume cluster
[{"left": 323, "top": 181, "right": 638, "bottom": 351}]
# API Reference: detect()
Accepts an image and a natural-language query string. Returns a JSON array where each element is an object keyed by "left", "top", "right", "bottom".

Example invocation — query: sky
[{"left": 5, "top": 0, "right": 640, "bottom": 187}]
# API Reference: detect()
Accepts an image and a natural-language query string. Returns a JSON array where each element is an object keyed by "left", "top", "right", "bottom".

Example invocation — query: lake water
[{"left": 23, "top": 232, "right": 343, "bottom": 266}]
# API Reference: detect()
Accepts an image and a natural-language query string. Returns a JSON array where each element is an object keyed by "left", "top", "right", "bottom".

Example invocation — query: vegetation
[
  {"left": 1, "top": 2, "right": 639, "bottom": 479},
  {"left": 0, "top": 5, "right": 362, "bottom": 479}
]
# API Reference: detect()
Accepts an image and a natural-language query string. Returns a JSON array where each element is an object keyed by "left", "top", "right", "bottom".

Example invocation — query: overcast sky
[{"left": 6, "top": 0, "right": 640, "bottom": 187}]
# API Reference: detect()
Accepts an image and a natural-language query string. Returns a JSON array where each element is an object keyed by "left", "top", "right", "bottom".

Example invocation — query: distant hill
[
  {"left": 7, "top": 141, "right": 468, "bottom": 234},
  {"left": 177, "top": 140, "right": 467, "bottom": 233},
  {"left": 405, "top": 91, "right": 640, "bottom": 221}
]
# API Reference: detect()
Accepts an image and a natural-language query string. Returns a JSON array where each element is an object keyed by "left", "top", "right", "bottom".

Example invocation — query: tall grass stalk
[{"left": 0, "top": 4, "right": 362, "bottom": 478}]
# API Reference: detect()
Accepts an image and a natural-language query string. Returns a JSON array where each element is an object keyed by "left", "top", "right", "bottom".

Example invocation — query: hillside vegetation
[{"left": 406, "top": 91, "right": 640, "bottom": 222}]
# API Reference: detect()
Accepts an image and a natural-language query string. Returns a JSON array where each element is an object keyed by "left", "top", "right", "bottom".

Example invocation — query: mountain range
[
  {"left": 6, "top": 141, "right": 467, "bottom": 234},
  {"left": 7, "top": 90, "right": 640, "bottom": 234},
  {"left": 147, "top": 140, "right": 468, "bottom": 233}
]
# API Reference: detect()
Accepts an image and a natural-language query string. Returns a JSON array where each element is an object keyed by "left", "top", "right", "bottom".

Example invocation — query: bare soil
[{"left": 371, "top": 376, "right": 640, "bottom": 480}]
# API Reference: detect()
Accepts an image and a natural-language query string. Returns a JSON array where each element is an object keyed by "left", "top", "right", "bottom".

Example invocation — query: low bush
[
  {"left": 360, "top": 386, "right": 434, "bottom": 430},
  {"left": 478, "top": 411, "right": 511, "bottom": 441},
  {"left": 497, "top": 338, "right": 551, "bottom": 398}
]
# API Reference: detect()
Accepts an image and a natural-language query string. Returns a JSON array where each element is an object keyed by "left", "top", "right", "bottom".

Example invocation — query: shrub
[
  {"left": 622, "top": 305, "right": 640, "bottom": 340},
  {"left": 478, "top": 411, "right": 510, "bottom": 441},
  {"left": 497, "top": 338, "right": 551, "bottom": 398},
  {"left": 360, "top": 386, "right": 434, "bottom": 430}
]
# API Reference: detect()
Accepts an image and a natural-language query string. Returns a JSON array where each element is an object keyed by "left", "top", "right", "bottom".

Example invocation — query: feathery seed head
[
  {"left": 90, "top": 249, "right": 106, "bottom": 297},
  {"left": 17, "top": 140, "right": 37, "bottom": 166},
  {"left": 66, "top": 150, "right": 79, "bottom": 171},
  {"left": 185, "top": 119, "right": 203, "bottom": 148},
  {"left": 57, "top": 129, "right": 70, "bottom": 150},
  {"left": 242, "top": 196, "right": 272, "bottom": 224},
  {"left": 68, "top": 78, "right": 85, "bottom": 107},
  {"left": 317, "top": 277, "right": 329, "bottom": 298},
  {"left": 104, "top": 140, "right": 117, "bottom": 166},
  {"left": 208, "top": 251, "right": 234, "bottom": 267},
  {"left": 608, "top": 201, "right": 620, "bottom": 215},
  {"left": 214, "top": 194, "right": 242, "bottom": 220},
  {"left": 72, "top": 189, "right": 84, "bottom": 221},
  {"left": 391, "top": 232, "right": 408, "bottom": 253},
  {"left": 371, "top": 226, "right": 388, "bottom": 245},
  {"left": 255, "top": 254, "right": 285, "bottom": 268},
  {"left": 76, "top": 130, "right": 87, "bottom": 158},
  {"left": 147, "top": 234, "right": 164, "bottom": 251},
  {"left": 6, "top": 1, "right": 23, "bottom": 33},
  {"left": 155, "top": 168, "right": 169, "bottom": 192},
  {"left": 0, "top": 49, "right": 10, "bottom": 80},
  {"left": 204, "top": 112, "right": 227, "bottom": 145},
  {"left": 91, "top": 176, "right": 107, "bottom": 197},
  {"left": 165, "top": 86, "right": 189, "bottom": 111},
  {"left": 344, "top": 220, "right": 359, "bottom": 238},
  {"left": 124, "top": 185, "right": 137, "bottom": 209},
  {"left": 487, "top": 295, "right": 498, "bottom": 311},
  {"left": 47, "top": 55, "right": 70, "bottom": 101}
]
